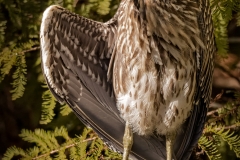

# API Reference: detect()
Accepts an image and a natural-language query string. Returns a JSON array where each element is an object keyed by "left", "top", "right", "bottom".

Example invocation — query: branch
[
  {"left": 207, "top": 109, "right": 219, "bottom": 116},
  {"left": 215, "top": 124, "right": 240, "bottom": 131},
  {"left": 18, "top": 46, "right": 40, "bottom": 55},
  {"left": 32, "top": 137, "right": 97, "bottom": 160}
]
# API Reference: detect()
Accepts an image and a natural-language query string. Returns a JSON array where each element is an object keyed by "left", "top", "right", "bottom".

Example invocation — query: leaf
[
  {"left": 10, "top": 54, "right": 27, "bottom": 100},
  {"left": 40, "top": 88, "right": 57, "bottom": 124}
]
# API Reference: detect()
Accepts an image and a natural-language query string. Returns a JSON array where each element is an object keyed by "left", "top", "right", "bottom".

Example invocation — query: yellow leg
[
  {"left": 166, "top": 133, "right": 176, "bottom": 160},
  {"left": 122, "top": 122, "right": 133, "bottom": 160}
]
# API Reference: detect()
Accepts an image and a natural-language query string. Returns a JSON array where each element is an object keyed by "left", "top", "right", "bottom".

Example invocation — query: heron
[{"left": 40, "top": 0, "right": 215, "bottom": 159}]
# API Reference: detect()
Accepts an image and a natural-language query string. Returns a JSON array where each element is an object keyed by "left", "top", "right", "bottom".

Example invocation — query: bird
[{"left": 40, "top": 0, "right": 215, "bottom": 159}]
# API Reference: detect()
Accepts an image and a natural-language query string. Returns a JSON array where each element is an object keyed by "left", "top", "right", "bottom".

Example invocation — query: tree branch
[
  {"left": 32, "top": 137, "right": 97, "bottom": 159},
  {"left": 18, "top": 46, "right": 40, "bottom": 55}
]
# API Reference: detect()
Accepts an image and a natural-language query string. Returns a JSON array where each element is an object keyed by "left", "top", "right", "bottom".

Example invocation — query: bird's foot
[{"left": 122, "top": 121, "right": 133, "bottom": 160}]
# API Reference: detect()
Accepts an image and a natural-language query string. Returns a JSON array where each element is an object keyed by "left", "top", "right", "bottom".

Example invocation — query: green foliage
[
  {"left": 75, "top": 0, "right": 119, "bottom": 21},
  {"left": 0, "top": 40, "right": 38, "bottom": 100},
  {"left": 40, "top": 86, "right": 72, "bottom": 124},
  {"left": 210, "top": 0, "right": 240, "bottom": 55},
  {"left": 202, "top": 125, "right": 240, "bottom": 159},
  {"left": 95, "top": 0, "right": 111, "bottom": 15},
  {"left": 199, "top": 135, "right": 222, "bottom": 160},
  {"left": 1, "top": 0, "right": 43, "bottom": 39},
  {"left": 3, "top": 127, "right": 121, "bottom": 160},
  {"left": 0, "top": 45, "right": 17, "bottom": 82},
  {"left": 0, "top": 0, "right": 48, "bottom": 101},
  {"left": 60, "top": 104, "right": 72, "bottom": 116},
  {"left": 10, "top": 54, "right": 27, "bottom": 100},
  {"left": 199, "top": 92, "right": 240, "bottom": 159},
  {"left": 40, "top": 87, "right": 57, "bottom": 125}
]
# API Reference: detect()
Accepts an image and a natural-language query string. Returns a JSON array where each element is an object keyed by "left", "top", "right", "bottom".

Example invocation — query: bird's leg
[
  {"left": 166, "top": 132, "right": 176, "bottom": 160},
  {"left": 122, "top": 121, "right": 133, "bottom": 160}
]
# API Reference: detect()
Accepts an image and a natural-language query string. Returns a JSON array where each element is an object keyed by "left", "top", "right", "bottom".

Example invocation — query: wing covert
[{"left": 40, "top": 5, "right": 118, "bottom": 113}]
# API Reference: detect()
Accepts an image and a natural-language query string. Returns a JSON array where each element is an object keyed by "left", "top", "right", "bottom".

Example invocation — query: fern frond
[
  {"left": 40, "top": 87, "right": 57, "bottom": 124},
  {"left": 26, "top": 146, "right": 41, "bottom": 158},
  {"left": 210, "top": 0, "right": 230, "bottom": 55},
  {"left": 77, "top": 128, "right": 91, "bottom": 159},
  {"left": 53, "top": 126, "right": 71, "bottom": 141},
  {"left": 3, "top": 146, "right": 29, "bottom": 160},
  {"left": 204, "top": 125, "right": 240, "bottom": 157},
  {"left": 3, "top": 127, "right": 121, "bottom": 160},
  {"left": 88, "top": 137, "right": 104, "bottom": 158},
  {"left": 60, "top": 104, "right": 72, "bottom": 116},
  {"left": 40, "top": 87, "right": 72, "bottom": 124},
  {"left": 20, "top": 129, "right": 53, "bottom": 152},
  {"left": 10, "top": 54, "right": 27, "bottom": 100},
  {"left": 0, "top": 40, "right": 38, "bottom": 100},
  {"left": 0, "top": 47, "right": 17, "bottom": 82},
  {"left": 97, "top": 0, "right": 111, "bottom": 15},
  {"left": 210, "top": 0, "right": 240, "bottom": 55},
  {"left": 199, "top": 135, "right": 222, "bottom": 160}
]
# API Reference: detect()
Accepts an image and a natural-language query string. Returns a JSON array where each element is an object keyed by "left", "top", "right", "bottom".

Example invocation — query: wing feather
[
  {"left": 177, "top": 0, "right": 215, "bottom": 159},
  {"left": 41, "top": 5, "right": 167, "bottom": 160}
]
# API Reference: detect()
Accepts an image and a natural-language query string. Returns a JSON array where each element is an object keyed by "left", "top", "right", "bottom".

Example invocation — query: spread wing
[
  {"left": 40, "top": 5, "right": 167, "bottom": 160},
  {"left": 176, "top": 0, "right": 215, "bottom": 159}
]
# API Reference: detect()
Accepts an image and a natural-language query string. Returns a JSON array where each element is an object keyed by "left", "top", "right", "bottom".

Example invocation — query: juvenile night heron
[{"left": 40, "top": 0, "right": 215, "bottom": 159}]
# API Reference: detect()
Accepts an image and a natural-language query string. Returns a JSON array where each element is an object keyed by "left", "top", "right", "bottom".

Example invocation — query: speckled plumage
[
  {"left": 40, "top": 0, "right": 215, "bottom": 159},
  {"left": 111, "top": 0, "right": 203, "bottom": 136}
]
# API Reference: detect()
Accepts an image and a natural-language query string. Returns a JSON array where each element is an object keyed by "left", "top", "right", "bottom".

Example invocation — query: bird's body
[
  {"left": 112, "top": 0, "right": 201, "bottom": 136},
  {"left": 40, "top": 0, "right": 215, "bottom": 159}
]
